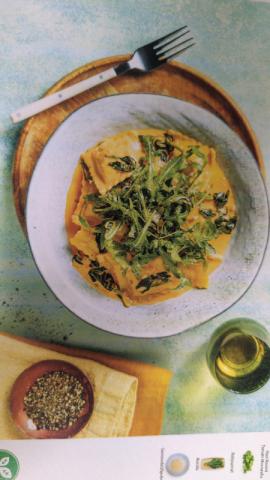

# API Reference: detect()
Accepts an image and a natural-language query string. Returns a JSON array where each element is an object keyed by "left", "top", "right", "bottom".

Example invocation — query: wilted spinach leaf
[
  {"left": 213, "top": 191, "right": 229, "bottom": 208},
  {"left": 109, "top": 156, "right": 136, "bottom": 172},
  {"left": 88, "top": 260, "right": 118, "bottom": 292},
  {"left": 215, "top": 216, "right": 237, "bottom": 234},
  {"left": 136, "top": 271, "right": 170, "bottom": 293}
]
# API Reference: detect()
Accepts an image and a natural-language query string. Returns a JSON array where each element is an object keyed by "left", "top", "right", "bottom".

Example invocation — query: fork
[{"left": 11, "top": 27, "right": 195, "bottom": 123}]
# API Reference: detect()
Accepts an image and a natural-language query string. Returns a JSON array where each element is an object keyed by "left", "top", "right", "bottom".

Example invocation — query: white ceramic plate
[{"left": 26, "top": 94, "right": 269, "bottom": 338}]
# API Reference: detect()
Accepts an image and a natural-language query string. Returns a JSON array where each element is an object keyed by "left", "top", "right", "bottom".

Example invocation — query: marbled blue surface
[{"left": 1, "top": 0, "right": 270, "bottom": 434}]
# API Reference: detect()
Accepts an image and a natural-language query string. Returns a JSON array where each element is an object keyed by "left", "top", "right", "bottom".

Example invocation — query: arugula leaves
[{"left": 79, "top": 133, "right": 237, "bottom": 293}]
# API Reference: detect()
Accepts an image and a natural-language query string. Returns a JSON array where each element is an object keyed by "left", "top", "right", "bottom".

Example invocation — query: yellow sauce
[{"left": 65, "top": 129, "right": 236, "bottom": 307}]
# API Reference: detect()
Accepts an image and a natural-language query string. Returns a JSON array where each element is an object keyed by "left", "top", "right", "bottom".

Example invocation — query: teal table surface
[{"left": 1, "top": 0, "right": 270, "bottom": 435}]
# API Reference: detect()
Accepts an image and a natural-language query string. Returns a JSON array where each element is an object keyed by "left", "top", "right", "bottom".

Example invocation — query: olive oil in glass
[{"left": 207, "top": 319, "right": 270, "bottom": 393}]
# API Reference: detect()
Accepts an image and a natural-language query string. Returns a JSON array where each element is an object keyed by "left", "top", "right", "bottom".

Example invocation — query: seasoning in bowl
[
  {"left": 10, "top": 360, "right": 94, "bottom": 439},
  {"left": 24, "top": 370, "right": 87, "bottom": 431}
]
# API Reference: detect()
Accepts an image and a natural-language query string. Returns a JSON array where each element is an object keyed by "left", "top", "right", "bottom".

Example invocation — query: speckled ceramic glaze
[{"left": 26, "top": 94, "right": 269, "bottom": 337}]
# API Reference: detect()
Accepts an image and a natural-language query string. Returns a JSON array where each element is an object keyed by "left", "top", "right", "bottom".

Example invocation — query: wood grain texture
[{"left": 13, "top": 54, "right": 263, "bottom": 231}]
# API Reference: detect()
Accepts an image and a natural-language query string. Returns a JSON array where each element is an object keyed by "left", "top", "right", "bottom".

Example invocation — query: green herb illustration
[
  {"left": 243, "top": 450, "right": 254, "bottom": 473},
  {"left": 0, "top": 451, "right": 20, "bottom": 480},
  {"left": 205, "top": 458, "right": 225, "bottom": 469}
]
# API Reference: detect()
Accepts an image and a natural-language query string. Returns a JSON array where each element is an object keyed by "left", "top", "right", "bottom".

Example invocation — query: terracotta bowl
[{"left": 10, "top": 359, "right": 94, "bottom": 439}]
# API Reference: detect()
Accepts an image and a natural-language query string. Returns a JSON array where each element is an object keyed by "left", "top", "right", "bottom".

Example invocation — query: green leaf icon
[
  {"left": 0, "top": 467, "right": 12, "bottom": 479},
  {"left": 0, "top": 452, "right": 19, "bottom": 480}
]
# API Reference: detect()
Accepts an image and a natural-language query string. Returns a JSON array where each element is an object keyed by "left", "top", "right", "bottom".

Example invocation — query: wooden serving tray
[{"left": 13, "top": 54, "right": 263, "bottom": 231}]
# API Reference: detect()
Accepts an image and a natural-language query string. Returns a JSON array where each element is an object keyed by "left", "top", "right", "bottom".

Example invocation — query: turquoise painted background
[{"left": 1, "top": 0, "right": 270, "bottom": 434}]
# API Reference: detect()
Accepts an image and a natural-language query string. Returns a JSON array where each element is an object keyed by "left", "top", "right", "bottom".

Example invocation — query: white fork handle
[{"left": 11, "top": 67, "right": 117, "bottom": 124}]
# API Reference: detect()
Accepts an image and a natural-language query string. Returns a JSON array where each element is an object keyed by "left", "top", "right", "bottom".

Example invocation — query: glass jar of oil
[{"left": 206, "top": 318, "right": 270, "bottom": 393}]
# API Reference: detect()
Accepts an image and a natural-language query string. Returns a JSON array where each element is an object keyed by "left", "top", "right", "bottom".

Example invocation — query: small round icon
[
  {"left": 0, "top": 450, "right": 20, "bottom": 480},
  {"left": 165, "top": 453, "right": 190, "bottom": 477}
]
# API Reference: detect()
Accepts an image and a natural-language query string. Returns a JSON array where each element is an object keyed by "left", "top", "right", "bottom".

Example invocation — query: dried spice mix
[{"left": 23, "top": 371, "right": 86, "bottom": 431}]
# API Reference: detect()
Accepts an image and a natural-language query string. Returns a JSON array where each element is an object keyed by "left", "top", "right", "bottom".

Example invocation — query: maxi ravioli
[{"left": 65, "top": 129, "right": 237, "bottom": 307}]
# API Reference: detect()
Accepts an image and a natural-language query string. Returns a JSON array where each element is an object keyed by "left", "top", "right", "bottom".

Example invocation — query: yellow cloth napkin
[{"left": 0, "top": 334, "right": 137, "bottom": 439}]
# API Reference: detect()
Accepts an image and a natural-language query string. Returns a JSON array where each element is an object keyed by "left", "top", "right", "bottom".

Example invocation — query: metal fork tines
[
  {"left": 122, "top": 26, "right": 195, "bottom": 73},
  {"left": 154, "top": 26, "right": 195, "bottom": 60}
]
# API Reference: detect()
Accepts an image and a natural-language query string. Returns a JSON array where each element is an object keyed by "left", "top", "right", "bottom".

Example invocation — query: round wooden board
[{"left": 13, "top": 54, "right": 263, "bottom": 231}]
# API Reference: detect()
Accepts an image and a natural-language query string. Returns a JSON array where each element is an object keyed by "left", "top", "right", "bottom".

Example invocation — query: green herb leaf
[
  {"left": 72, "top": 254, "right": 84, "bottom": 265},
  {"left": 78, "top": 215, "right": 90, "bottom": 230},
  {"left": 104, "top": 220, "right": 122, "bottom": 240},
  {"left": 215, "top": 216, "right": 237, "bottom": 234},
  {"left": 242, "top": 450, "right": 254, "bottom": 473},
  {"left": 213, "top": 191, "right": 229, "bottom": 208},
  {"left": 109, "top": 156, "right": 136, "bottom": 172},
  {"left": 136, "top": 272, "right": 170, "bottom": 293},
  {"left": 153, "top": 133, "right": 175, "bottom": 161},
  {"left": 205, "top": 458, "right": 224, "bottom": 469},
  {"left": 157, "top": 154, "right": 185, "bottom": 186},
  {"left": 139, "top": 135, "right": 155, "bottom": 193},
  {"left": 160, "top": 250, "right": 183, "bottom": 279},
  {"left": 133, "top": 210, "right": 157, "bottom": 250},
  {"left": 186, "top": 145, "right": 207, "bottom": 160},
  {"left": 104, "top": 240, "right": 130, "bottom": 272},
  {"left": 199, "top": 208, "right": 214, "bottom": 218},
  {"left": 88, "top": 260, "right": 118, "bottom": 292}
]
